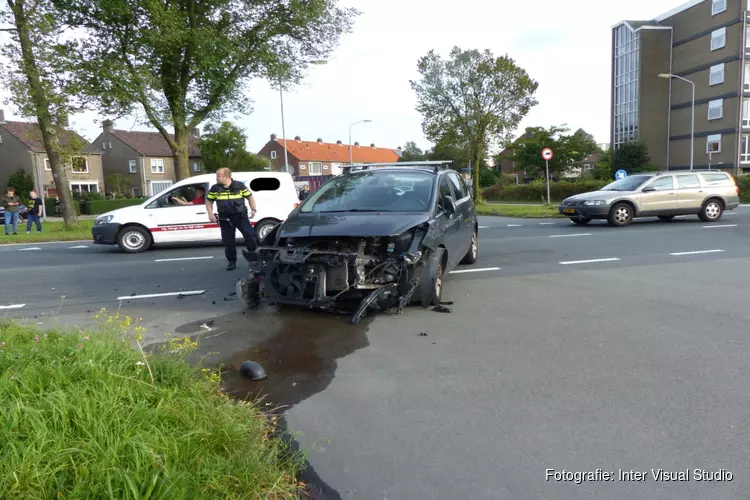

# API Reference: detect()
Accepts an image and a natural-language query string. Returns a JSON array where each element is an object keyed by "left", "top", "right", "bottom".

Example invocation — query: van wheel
[
  {"left": 698, "top": 199, "right": 723, "bottom": 222},
  {"left": 254, "top": 219, "right": 279, "bottom": 242},
  {"left": 117, "top": 226, "right": 152, "bottom": 253}
]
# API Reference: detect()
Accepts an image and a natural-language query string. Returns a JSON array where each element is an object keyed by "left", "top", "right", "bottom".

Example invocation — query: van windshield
[{"left": 301, "top": 170, "right": 435, "bottom": 213}]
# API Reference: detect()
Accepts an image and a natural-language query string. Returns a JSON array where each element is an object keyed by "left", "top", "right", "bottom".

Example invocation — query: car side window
[
  {"left": 700, "top": 172, "right": 730, "bottom": 185},
  {"left": 446, "top": 171, "right": 466, "bottom": 199},
  {"left": 146, "top": 184, "right": 205, "bottom": 209},
  {"left": 437, "top": 175, "right": 454, "bottom": 212},
  {"left": 676, "top": 174, "right": 701, "bottom": 189},
  {"left": 647, "top": 177, "right": 675, "bottom": 191}
]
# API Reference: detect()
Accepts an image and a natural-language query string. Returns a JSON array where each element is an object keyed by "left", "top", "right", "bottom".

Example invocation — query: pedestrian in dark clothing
[
  {"left": 205, "top": 168, "right": 258, "bottom": 270},
  {"left": 26, "top": 190, "right": 42, "bottom": 233}
]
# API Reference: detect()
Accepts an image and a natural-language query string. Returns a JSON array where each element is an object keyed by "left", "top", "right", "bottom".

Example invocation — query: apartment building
[{"left": 611, "top": 0, "right": 750, "bottom": 174}]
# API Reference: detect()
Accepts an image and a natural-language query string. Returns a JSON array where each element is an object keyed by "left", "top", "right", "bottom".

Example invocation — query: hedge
[
  {"left": 81, "top": 198, "right": 144, "bottom": 215},
  {"left": 736, "top": 174, "right": 750, "bottom": 203},
  {"left": 44, "top": 197, "right": 80, "bottom": 216},
  {"left": 482, "top": 179, "right": 610, "bottom": 202}
]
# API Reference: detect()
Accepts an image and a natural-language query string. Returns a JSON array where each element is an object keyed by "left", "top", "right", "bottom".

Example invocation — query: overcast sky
[{"left": 1, "top": 0, "right": 686, "bottom": 154}]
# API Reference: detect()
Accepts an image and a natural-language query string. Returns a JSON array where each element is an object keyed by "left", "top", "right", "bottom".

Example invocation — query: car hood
[
  {"left": 565, "top": 190, "right": 635, "bottom": 202},
  {"left": 276, "top": 212, "right": 430, "bottom": 238},
  {"left": 99, "top": 204, "right": 146, "bottom": 221}
]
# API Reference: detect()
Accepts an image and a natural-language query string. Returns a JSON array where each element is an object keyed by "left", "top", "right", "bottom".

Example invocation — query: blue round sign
[{"left": 615, "top": 169, "right": 627, "bottom": 180}]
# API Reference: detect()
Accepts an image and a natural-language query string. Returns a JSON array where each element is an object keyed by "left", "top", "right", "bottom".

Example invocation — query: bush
[
  {"left": 735, "top": 174, "right": 750, "bottom": 203},
  {"left": 0, "top": 316, "right": 305, "bottom": 499},
  {"left": 44, "top": 197, "right": 80, "bottom": 216},
  {"left": 81, "top": 198, "right": 144, "bottom": 215},
  {"left": 483, "top": 179, "right": 610, "bottom": 202},
  {"left": 479, "top": 168, "right": 499, "bottom": 188}
]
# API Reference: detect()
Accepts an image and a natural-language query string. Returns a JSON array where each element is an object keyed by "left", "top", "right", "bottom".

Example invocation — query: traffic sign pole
[
  {"left": 541, "top": 148, "right": 554, "bottom": 205},
  {"left": 545, "top": 160, "right": 551, "bottom": 204}
]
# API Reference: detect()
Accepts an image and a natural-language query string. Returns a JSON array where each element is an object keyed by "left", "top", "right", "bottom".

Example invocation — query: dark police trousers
[{"left": 218, "top": 212, "right": 258, "bottom": 263}]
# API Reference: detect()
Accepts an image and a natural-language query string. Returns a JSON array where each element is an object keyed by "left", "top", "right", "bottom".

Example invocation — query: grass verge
[
  {"left": 0, "top": 315, "right": 305, "bottom": 499},
  {"left": 476, "top": 203, "right": 564, "bottom": 218},
  {"left": 0, "top": 220, "right": 94, "bottom": 244}
]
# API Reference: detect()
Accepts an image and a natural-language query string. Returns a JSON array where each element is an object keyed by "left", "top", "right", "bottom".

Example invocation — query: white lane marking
[
  {"left": 117, "top": 290, "right": 206, "bottom": 301},
  {"left": 68, "top": 245, "right": 88, "bottom": 249},
  {"left": 669, "top": 249, "right": 725, "bottom": 256},
  {"left": 507, "top": 224, "right": 523, "bottom": 227},
  {"left": 154, "top": 256, "right": 214, "bottom": 262},
  {"left": 478, "top": 226, "right": 490, "bottom": 229},
  {"left": 560, "top": 258, "right": 620, "bottom": 265},
  {"left": 724, "top": 212, "right": 737, "bottom": 215},
  {"left": 703, "top": 224, "right": 737, "bottom": 228},
  {"left": 17, "top": 247, "right": 42, "bottom": 251},
  {"left": 0, "top": 304, "right": 25, "bottom": 310},
  {"left": 549, "top": 233, "right": 592, "bottom": 238},
  {"left": 449, "top": 267, "right": 501, "bottom": 274},
  {"left": 539, "top": 222, "right": 556, "bottom": 225}
]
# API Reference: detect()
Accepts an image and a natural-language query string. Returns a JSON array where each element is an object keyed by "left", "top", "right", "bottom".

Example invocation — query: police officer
[{"left": 205, "top": 167, "right": 258, "bottom": 270}]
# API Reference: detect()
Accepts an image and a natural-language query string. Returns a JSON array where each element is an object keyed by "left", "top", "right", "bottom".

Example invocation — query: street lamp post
[
  {"left": 659, "top": 73, "right": 695, "bottom": 171},
  {"left": 278, "top": 60, "right": 327, "bottom": 173},
  {"left": 349, "top": 119, "right": 372, "bottom": 164}
]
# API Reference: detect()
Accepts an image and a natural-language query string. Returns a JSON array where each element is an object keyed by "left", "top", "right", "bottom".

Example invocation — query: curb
[{"left": 0, "top": 239, "right": 91, "bottom": 247}]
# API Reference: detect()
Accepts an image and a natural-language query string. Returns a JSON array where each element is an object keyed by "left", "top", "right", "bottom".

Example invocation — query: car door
[
  {"left": 674, "top": 173, "right": 705, "bottom": 212},
  {"left": 446, "top": 170, "right": 473, "bottom": 258},
  {"left": 435, "top": 173, "right": 463, "bottom": 269},
  {"left": 637, "top": 175, "right": 676, "bottom": 214},
  {"left": 145, "top": 183, "right": 211, "bottom": 244}
]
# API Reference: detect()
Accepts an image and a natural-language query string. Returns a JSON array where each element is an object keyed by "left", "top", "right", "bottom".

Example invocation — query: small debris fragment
[
  {"left": 223, "top": 296, "right": 234, "bottom": 301},
  {"left": 432, "top": 305, "right": 452, "bottom": 313},
  {"left": 229, "top": 292, "right": 237, "bottom": 296},
  {"left": 156, "top": 284, "right": 160, "bottom": 288},
  {"left": 418, "top": 332, "right": 428, "bottom": 336},
  {"left": 439, "top": 301, "right": 454, "bottom": 305},
  {"left": 130, "top": 293, "right": 136, "bottom": 297},
  {"left": 212, "top": 300, "right": 216, "bottom": 305},
  {"left": 177, "top": 294, "right": 185, "bottom": 299},
  {"left": 239, "top": 360, "right": 267, "bottom": 381},
  {"left": 206, "top": 320, "right": 215, "bottom": 326}
]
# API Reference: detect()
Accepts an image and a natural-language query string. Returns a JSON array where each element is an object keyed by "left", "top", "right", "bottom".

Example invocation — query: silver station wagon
[{"left": 558, "top": 170, "right": 741, "bottom": 226}]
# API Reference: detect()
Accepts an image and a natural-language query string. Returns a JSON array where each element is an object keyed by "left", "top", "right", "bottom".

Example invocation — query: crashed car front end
[{"left": 240, "top": 224, "right": 436, "bottom": 323}]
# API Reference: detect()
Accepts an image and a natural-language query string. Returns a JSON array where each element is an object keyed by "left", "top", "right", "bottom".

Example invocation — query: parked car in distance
[
  {"left": 558, "top": 170, "right": 740, "bottom": 226},
  {"left": 91, "top": 171, "right": 300, "bottom": 253},
  {"left": 0, "top": 205, "right": 26, "bottom": 225}
]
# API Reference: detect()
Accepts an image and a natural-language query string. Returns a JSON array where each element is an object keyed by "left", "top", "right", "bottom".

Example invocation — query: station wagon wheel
[
  {"left": 607, "top": 202, "right": 633, "bottom": 227},
  {"left": 117, "top": 226, "right": 152, "bottom": 253},
  {"left": 698, "top": 199, "right": 723, "bottom": 222}
]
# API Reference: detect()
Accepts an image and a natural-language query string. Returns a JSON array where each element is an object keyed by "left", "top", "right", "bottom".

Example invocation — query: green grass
[
  {"left": 0, "top": 317, "right": 305, "bottom": 499},
  {"left": 1, "top": 220, "right": 94, "bottom": 244},
  {"left": 476, "top": 203, "right": 564, "bottom": 218}
]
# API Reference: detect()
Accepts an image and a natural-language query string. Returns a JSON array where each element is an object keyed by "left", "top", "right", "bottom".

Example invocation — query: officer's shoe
[{"left": 226, "top": 262, "right": 237, "bottom": 271}]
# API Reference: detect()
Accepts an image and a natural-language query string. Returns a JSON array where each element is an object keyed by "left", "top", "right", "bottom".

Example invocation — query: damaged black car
[{"left": 236, "top": 161, "right": 479, "bottom": 323}]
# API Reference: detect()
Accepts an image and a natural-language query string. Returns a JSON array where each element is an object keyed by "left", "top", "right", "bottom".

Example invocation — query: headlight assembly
[
  {"left": 96, "top": 215, "right": 114, "bottom": 225},
  {"left": 583, "top": 200, "right": 607, "bottom": 206}
]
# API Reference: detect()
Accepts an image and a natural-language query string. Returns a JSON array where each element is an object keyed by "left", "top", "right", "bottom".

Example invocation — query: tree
[
  {"left": 56, "top": 0, "right": 358, "bottom": 181},
  {"left": 105, "top": 173, "right": 133, "bottom": 197},
  {"left": 507, "top": 125, "right": 598, "bottom": 179},
  {"left": 399, "top": 141, "right": 427, "bottom": 162},
  {"left": 410, "top": 46, "right": 538, "bottom": 201},
  {"left": 200, "top": 121, "right": 269, "bottom": 172},
  {"left": 613, "top": 140, "right": 650, "bottom": 175},
  {"left": 0, "top": 0, "right": 80, "bottom": 226},
  {"left": 426, "top": 129, "right": 472, "bottom": 171},
  {"left": 6, "top": 168, "right": 34, "bottom": 203}
]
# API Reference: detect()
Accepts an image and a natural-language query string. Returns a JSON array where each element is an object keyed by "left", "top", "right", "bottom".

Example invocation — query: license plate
[{"left": 563, "top": 208, "right": 576, "bottom": 214}]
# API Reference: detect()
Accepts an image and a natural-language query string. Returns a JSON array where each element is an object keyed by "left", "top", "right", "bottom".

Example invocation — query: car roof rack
[{"left": 341, "top": 160, "right": 453, "bottom": 174}]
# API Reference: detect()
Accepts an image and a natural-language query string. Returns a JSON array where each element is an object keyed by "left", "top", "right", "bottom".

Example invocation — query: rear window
[
  {"left": 250, "top": 178, "right": 280, "bottom": 191},
  {"left": 699, "top": 172, "right": 732, "bottom": 185}
]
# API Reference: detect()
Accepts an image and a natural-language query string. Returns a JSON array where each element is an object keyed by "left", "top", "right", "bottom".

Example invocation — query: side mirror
[
  {"left": 642, "top": 186, "right": 656, "bottom": 192},
  {"left": 442, "top": 196, "right": 457, "bottom": 214}
]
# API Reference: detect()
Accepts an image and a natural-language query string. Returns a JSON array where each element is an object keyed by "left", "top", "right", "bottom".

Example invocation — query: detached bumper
[
  {"left": 92, "top": 223, "right": 121, "bottom": 245},
  {"left": 558, "top": 204, "right": 610, "bottom": 218}
]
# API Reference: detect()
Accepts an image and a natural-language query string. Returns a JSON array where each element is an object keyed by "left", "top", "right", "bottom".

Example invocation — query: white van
[{"left": 91, "top": 171, "right": 300, "bottom": 253}]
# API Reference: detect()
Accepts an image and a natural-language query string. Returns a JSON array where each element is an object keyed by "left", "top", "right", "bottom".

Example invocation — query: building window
[
  {"left": 706, "top": 134, "right": 722, "bottom": 153},
  {"left": 71, "top": 156, "right": 88, "bottom": 173},
  {"left": 70, "top": 182, "right": 98, "bottom": 193},
  {"left": 44, "top": 158, "right": 51, "bottom": 171},
  {"left": 612, "top": 24, "right": 640, "bottom": 148},
  {"left": 709, "top": 63, "right": 725, "bottom": 85},
  {"left": 744, "top": 99, "right": 750, "bottom": 127},
  {"left": 746, "top": 26, "right": 750, "bottom": 49},
  {"left": 309, "top": 162, "right": 323, "bottom": 175},
  {"left": 712, "top": 0, "right": 726, "bottom": 15},
  {"left": 151, "top": 158, "right": 164, "bottom": 174},
  {"left": 129, "top": 159, "right": 137, "bottom": 173},
  {"left": 708, "top": 99, "right": 723, "bottom": 120},
  {"left": 745, "top": 63, "right": 750, "bottom": 91},
  {"left": 742, "top": 135, "right": 750, "bottom": 163},
  {"left": 192, "top": 162, "right": 200, "bottom": 172},
  {"left": 270, "top": 151, "right": 277, "bottom": 159},
  {"left": 711, "top": 27, "right": 726, "bottom": 50}
]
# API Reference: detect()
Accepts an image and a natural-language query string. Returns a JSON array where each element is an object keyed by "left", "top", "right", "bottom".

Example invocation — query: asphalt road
[{"left": 4, "top": 208, "right": 750, "bottom": 499}]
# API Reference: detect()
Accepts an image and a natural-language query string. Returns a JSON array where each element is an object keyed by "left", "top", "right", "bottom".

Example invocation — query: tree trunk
[
  {"left": 471, "top": 147, "right": 482, "bottom": 203},
  {"left": 172, "top": 126, "right": 191, "bottom": 181},
  {"left": 10, "top": 0, "right": 78, "bottom": 227}
]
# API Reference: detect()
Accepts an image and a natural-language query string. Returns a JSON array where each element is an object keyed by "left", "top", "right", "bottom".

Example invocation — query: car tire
[
  {"left": 460, "top": 227, "right": 478, "bottom": 265},
  {"left": 254, "top": 218, "right": 279, "bottom": 242},
  {"left": 658, "top": 215, "right": 675, "bottom": 222},
  {"left": 607, "top": 202, "right": 634, "bottom": 227},
  {"left": 698, "top": 199, "right": 723, "bottom": 222},
  {"left": 117, "top": 226, "right": 152, "bottom": 253},
  {"left": 570, "top": 217, "right": 592, "bottom": 225},
  {"left": 419, "top": 247, "right": 445, "bottom": 308}
]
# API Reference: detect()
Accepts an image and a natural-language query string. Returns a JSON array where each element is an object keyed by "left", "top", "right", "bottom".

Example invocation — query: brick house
[
  {"left": 0, "top": 110, "right": 105, "bottom": 197},
  {"left": 91, "top": 120, "right": 203, "bottom": 197},
  {"left": 257, "top": 134, "right": 401, "bottom": 176}
]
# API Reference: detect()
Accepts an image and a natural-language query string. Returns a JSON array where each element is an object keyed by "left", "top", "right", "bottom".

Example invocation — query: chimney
[
  {"left": 317, "top": 138, "right": 323, "bottom": 143},
  {"left": 354, "top": 142, "right": 360, "bottom": 146},
  {"left": 397, "top": 146, "right": 402, "bottom": 150},
  {"left": 0, "top": 109, "right": 5, "bottom": 124},
  {"left": 102, "top": 119, "right": 113, "bottom": 132},
  {"left": 370, "top": 143, "right": 375, "bottom": 148},
  {"left": 336, "top": 140, "right": 342, "bottom": 145},
  {"left": 191, "top": 127, "right": 200, "bottom": 139},
  {"left": 270, "top": 133, "right": 277, "bottom": 141},
  {"left": 294, "top": 135, "right": 301, "bottom": 141}
]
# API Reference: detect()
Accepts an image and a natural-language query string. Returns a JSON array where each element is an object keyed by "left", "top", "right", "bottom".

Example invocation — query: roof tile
[
  {"left": 112, "top": 130, "right": 201, "bottom": 157},
  {"left": 277, "top": 139, "right": 400, "bottom": 163},
  {"left": 1, "top": 121, "right": 95, "bottom": 153}
]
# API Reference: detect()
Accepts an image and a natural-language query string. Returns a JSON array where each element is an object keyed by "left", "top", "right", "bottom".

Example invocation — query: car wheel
[
  {"left": 419, "top": 247, "right": 445, "bottom": 308},
  {"left": 570, "top": 217, "right": 592, "bottom": 225},
  {"left": 607, "top": 203, "right": 633, "bottom": 227},
  {"left": 658, "top": 215, "right": 675, "bottom": 222},
  {"left": 117, "top": 226, "right": 152, "bottom": 253},
  {"left": 460, "top": 227, "right": 478, "bottom": 265},
  {"left": 698, "top": 199, "right": 723, "bottom": 222},
  {"left": 254, "top": 218, "right": 279, "bottom": 242}
]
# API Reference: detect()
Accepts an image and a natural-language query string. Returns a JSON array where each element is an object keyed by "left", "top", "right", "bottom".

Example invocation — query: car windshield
[
  {"left": 601, "top": 175, "right": 653, "bottom": 191},
  {"left": 300, "top": 170, "right": 435, "bottom": 213}
]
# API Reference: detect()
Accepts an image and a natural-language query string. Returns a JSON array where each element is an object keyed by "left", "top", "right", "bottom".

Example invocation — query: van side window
[{"left": 250, "top": 178, "right": 281, "bottom": 191}]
